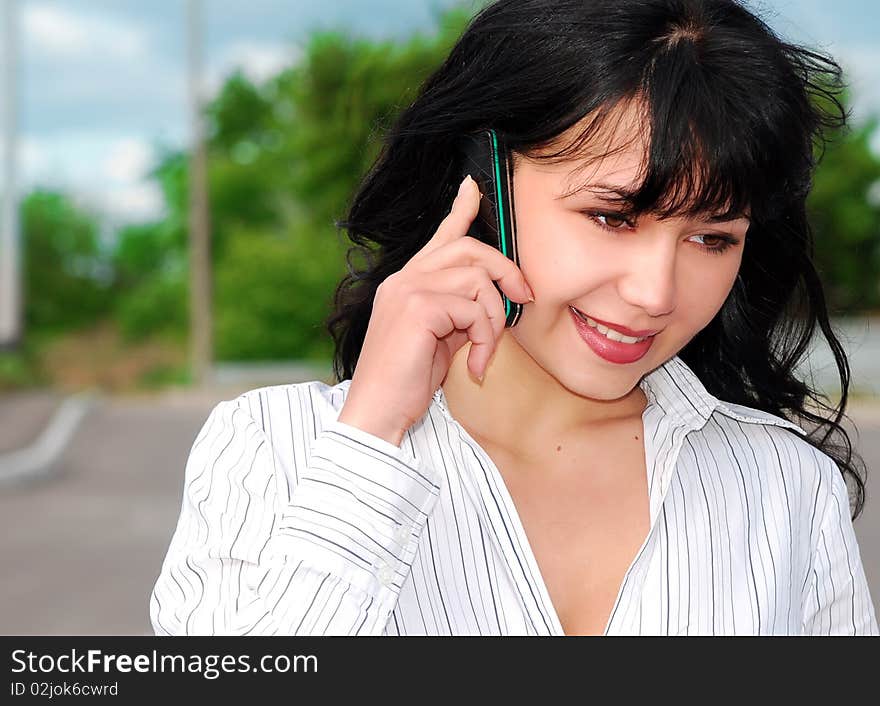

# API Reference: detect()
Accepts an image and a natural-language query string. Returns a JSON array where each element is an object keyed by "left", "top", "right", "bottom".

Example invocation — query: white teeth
[
  {"left": 605, "top": 329, "right": 642, "bottom": 344},
  {"left": 572, "top": 307, "right": 648, "bottom": 344}
]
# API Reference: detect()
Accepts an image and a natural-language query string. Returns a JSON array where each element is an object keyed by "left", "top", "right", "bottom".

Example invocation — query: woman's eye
[
  {"left": 586, "top": 211, "right": 633, "bottom": 230},
  {"left": 689, "top": 233, "right": 739, "bottom": 255}
]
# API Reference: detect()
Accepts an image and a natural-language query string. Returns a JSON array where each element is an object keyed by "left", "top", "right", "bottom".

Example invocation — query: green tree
[
  {"left": 21, "top": 190, "right": 112, "bottom": 333},
  {"left": 110, "top": 151, "right": 190, "bottom": 342},
  {"left": 808, "top": 114, "right": 880, "bottom": 313}
]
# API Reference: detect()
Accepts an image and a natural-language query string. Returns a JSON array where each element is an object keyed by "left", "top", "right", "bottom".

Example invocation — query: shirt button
[
  {"left": 377, "top": 564, "right": 395, "bottom": 585},
  {"left": 393, "top": 525, "right": 409, "bottom": 544}
]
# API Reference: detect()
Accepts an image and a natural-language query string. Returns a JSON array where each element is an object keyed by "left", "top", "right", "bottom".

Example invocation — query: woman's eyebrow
[
  {"left": 557, "top": 182, "right": 637, "bottom": 201},
  {"left": 559, "top": 181, "right": 751, "bottom": 223},
  {"left": 706, "top": 212, "right": 750, "bottom": 224}
]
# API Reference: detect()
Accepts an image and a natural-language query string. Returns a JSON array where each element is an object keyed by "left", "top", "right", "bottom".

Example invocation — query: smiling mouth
[{"left": 569, "top": 307, "right": 656, "bottom": 344}]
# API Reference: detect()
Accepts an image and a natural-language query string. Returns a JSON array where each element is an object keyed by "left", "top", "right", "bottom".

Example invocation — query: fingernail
[
  {"left": 458, "top": 175, "right": 471, "bottom": 197},
  {"left": 525, "top": 283, "right": 535, "bottom": 302}
]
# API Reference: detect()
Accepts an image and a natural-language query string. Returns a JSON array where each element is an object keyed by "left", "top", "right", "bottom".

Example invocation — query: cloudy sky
[{"left": 1, "top": 0, "right": 878, "bottom": 226}]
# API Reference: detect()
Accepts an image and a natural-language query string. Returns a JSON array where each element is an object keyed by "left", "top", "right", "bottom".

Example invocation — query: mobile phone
[{"left": 457, "top": 129, "right": 523, "bottom": 328}]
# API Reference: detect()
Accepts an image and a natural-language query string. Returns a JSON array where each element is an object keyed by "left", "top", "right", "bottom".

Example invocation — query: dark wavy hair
[{"left": 325, "top": 0, "right": 868, "bottom": 520}]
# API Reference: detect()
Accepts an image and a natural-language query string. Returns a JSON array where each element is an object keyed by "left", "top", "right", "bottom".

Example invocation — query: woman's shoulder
[
  {"left": 700, "top": 397, "right": 846, "bottom": 517},
  {"left": 187, "top": 379, "right": 357, "bottom": 477},
  {"left": 208, "top": 378, "right": 353, "bottom": 439},
  {"left": 185, "top": 378, "right": 361, "bottom": 502}
]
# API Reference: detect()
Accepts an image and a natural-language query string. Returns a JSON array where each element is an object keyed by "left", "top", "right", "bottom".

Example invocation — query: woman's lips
[
  {"left": 570, "top": 307, "right": 655, "bottom": 364},
  {"left": 572, "top": 308, "right": 660, "bottom": 338}
]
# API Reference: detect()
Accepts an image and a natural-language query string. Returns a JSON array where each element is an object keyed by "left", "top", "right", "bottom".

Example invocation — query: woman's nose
[{"left": 617, "top": 238, "right": 677, "bottom": 318}]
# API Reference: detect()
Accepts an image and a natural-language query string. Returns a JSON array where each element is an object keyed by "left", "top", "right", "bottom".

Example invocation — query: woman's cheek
[
  {"left": 553, "top": 228, "right": 617, "bottom": 280},
  {"left": 686, "top": 257, "right": 739, "bottom": 304}
]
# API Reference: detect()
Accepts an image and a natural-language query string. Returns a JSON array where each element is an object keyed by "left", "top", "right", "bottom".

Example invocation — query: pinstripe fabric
[{"left": 149, "top": 354, "right": 878, "bottom": 635}]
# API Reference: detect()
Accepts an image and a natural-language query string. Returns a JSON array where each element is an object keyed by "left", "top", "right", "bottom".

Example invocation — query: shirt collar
[
  {"left": 429, "top": 352, "right": 803, "bottom": 440},
  {"left": 639, "top": 354, "right": 804, "bottom": 435},
  {"left": 637, "top": 354, "right": 805, "bottom": 512}
]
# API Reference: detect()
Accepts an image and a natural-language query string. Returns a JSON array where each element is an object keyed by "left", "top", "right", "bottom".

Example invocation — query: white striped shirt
[{"left": 149, "top": 354, "right": 878, "bottom": 635}]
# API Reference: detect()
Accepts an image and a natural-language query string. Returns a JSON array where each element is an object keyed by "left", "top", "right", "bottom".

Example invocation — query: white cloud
[
  {"left": 101, "top": 137, "right": 154, "bottom": 183},
  {"left": 21, "top": 137, "right": 47, "bottom": 174},
  {"left": 94, "top": 181, "right": 164, "bottom": 223},
  {"left": 23, "top": 2, "right": 149, "bottom": 61},
  {"left": 96, "top": 137, "right": 164, "bottom": 222},
  {"left": 12, "top": 132, "right": 165, "bottom": 223},
  {"left": 206, "top": 40, "right": 301, "bottom": 96},
  {"left": 0, "top": 137, "right": 48, "bottom": 182}
]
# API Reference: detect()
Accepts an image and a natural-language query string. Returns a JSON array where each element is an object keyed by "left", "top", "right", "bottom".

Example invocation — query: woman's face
[{"left": 507, "top": 109, "right": 751, "bottom": 403}]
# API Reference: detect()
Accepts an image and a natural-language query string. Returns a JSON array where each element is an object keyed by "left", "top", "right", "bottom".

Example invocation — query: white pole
[{"left": 0, "top": 0, "right": 21, "bottom": 349}]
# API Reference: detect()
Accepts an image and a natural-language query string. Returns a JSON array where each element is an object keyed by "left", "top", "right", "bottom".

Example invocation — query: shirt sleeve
[
  {"left": 149, "top": 391, "right": 442, "bottom": 635},
  {"left": 801, "top": 456, "right": 879, "bottom": 635}
]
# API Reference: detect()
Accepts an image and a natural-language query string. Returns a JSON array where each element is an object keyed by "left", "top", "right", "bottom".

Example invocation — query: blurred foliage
[
  {"left": 115, "top": 266, "right": 189, "bottom": 343},
  {"left": 11, "top": 3, "right": 880, "bottom": 388},
  {"left": 0, "top": 346, "right": 45, "bottom": 391},
  {"left": 809, "top": 114, "right": 880, "bottom": 312},
  {"left": 213, "top": 226, "right": 337, "bottom": 360},
  {"left": 21, "top": 191, "right": 113, "bottom": 333}
]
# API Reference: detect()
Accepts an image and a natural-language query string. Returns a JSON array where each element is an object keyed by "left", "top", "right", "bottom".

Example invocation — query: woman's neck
[{"left": 439, "top": 332, "right": 648, "bottom": 455}]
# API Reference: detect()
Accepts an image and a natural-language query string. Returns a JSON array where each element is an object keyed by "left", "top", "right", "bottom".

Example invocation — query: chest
[{"left": 479, "top": 421, "right": 651, "bottom": 636}]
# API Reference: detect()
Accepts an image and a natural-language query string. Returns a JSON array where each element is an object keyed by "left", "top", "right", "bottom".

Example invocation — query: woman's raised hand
[{"left": 336, "top": 175, "right": 534, "bottom": 447}]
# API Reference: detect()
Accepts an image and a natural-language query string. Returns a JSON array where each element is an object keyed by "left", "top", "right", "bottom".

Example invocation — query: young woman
[{"left": 150, "top": 0, "right": 878, "bottom": 635}]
